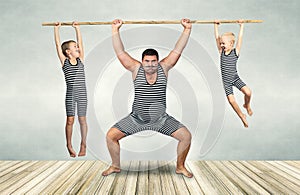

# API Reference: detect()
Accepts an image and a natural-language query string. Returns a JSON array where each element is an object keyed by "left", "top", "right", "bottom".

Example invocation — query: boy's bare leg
[
  {"left": 78, "top": 116, "right": 88, "bottom": 157},
  {"left": 102, "top": 128, "right": 126, "bottom": 176},
  {"left": 241, "top": 86, "right": 253, "bottom": 116},
  {"left": 66, "top": 116, "right": 76, "bottom": 157},
  {"left": 171, "top": 127, "right": 193, "bottom": 178},
  {"left": 227, "top": 95, "right": 248, "bottom": 128}
]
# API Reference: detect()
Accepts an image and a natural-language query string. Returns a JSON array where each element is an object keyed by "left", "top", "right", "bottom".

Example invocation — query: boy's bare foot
[
  {"left": 67, "top": 146, "right": 76, "bottom": 158},
  {"left": 240, "top": 113, "right": 248, "bottom": 128},
  {"left": 243, "top": 104, "right": 253, "bottom": 116},
  {"left": 102, "top": 166, "right": 121, "bottom": 176},
  {"left": 78, "top": 144, "right": 86, "bottom": 157},
  {"left": 176, "top": 167, "right": 193, "bottom": 178}
]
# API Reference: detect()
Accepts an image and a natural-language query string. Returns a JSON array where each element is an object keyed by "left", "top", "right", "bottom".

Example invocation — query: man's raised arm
[
  {"left": 160, "top": 18, "right": 192, "bottom": 71},
  {"left": 112, "top": 19, "right": 140, "bottom": 72}
]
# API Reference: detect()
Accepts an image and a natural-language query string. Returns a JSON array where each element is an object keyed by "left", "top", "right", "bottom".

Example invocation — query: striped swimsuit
[
  {"left": 62, "top": 58, "right": 87, "bottom": 117},
  {"left": 220, "top": 48, "right": 246, "bottom": 96},
  {"left": 113, "top": 64, "right": 185, "bottom": 136}
]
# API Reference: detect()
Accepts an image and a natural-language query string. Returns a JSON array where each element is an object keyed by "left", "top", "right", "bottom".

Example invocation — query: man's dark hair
[{"left": 142, "top": 48, "right": 159, "bottom": 60}]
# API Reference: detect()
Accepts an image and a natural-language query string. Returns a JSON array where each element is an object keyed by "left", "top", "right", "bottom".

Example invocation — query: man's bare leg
[
  {"left": 240, "top": 86, "right": 253, "bottom": 116},
  {"left": 102, "top": 128, "right": 126, "bottom": 176},
  {"left": 78, "top": 116, "right": 88, "bottom": 157},
  {"left": 171, "top": 127, "right": 193, "bottom": 178},
  {"left": 227, "top": 95, "right": 248, "bottom": 127},
  {"left": 66, "top": 116, "right": 76, "bottom": 157}
]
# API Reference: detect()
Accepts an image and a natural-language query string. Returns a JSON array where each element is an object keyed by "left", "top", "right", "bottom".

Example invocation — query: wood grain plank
[
  {"left": 249, "top": 161, "right": 300, "bottom": 193},
  {"left": 105, "top": 161, "right": 131, "bottom": 194},
  {"left": 93, "top": 164, "right": 117, "bottom": 194},
  {"left": 0, "top": 160, "right": 299, "bottom": 194},
  {"left": 0, "top": 161, "right": 22, "bottom": 174},
  {"left": 285, "top": 161, "right": 300, "bottom": 169},
  {"left": 204, "top": 161, "right": 243, "bottom": 194},
  {"left": 231, "top": 161, "right": 281, "bottom": 194},
  {"left": 11, "top": 161, "right": 66, "bottom": 194},
  {"left": 212, "top": 161, "right": 259, "bottom": 194},
  {"left": 136, "top": 161, "right": 149, "bottom": 195},
  {"left": 269, "top": 161, "right": 300, "bottom": 179},
  {"left": 0, "top": 161, "right": 56, "bottom": 194},
  {"left": 66, "top": 161, "right": 101, "bottom": 194},
  {"left": 158, "top": 161, "right": 176, "bottom": 194},
  {"left": 239, "top": 161, "right": 297, "bottom": 194},
  {"left": 39, "top": 161, "right": 85, "bottom": 194},
  {"left": 220, "top": 161, "right": 270, "bottom": 194},
  {"left": 148, "top": 160, "right": 162, "bottom": 195},
  {"left": 264, "top": 161, "right": 300, "bottom": 187},
  {"left": 184, "top": 161, "right": 205, "bottom": 195},
  {"left": 0, "top": 161, "right": 40, "bottom": 188},
  {"left": 76, "top": 161, "right": 109, "bottom": 194},
  {"left": 123, "top": 160, "right": 140, "bottom": 194},
  {"left": 168, "top": 161, "right": 191, "bottom": 194},
  {"left": 186, "top": 160, "right": 219, "bottom": 194},
  {"left": 0, "top": 161, "right": 36, "bottom": 184},
  {"left": 24, "top": 161, "right": 75, "bottom": 194},
  {"left": 54, "top": 161, "right": 95, "bottom": 194},
  {"left": 200, "top": 161, "right": 233, "bottom": 194}
]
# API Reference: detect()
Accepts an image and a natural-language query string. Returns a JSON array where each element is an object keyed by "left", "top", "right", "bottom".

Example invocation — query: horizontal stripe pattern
[{"left": 62, "top": 58, "right": 87, "bottom": 116}]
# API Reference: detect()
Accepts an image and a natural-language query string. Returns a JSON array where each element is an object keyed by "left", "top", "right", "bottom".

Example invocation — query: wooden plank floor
[{"left": 0, "top": 161, "right": 300, "bottom": 194}]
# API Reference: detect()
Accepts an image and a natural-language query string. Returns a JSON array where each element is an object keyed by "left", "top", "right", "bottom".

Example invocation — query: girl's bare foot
[
  {"left": 240, "top": 113, "right": 248, "bottom": 128},
  {"left": 243, "top": 104, "right": 253, "bottom": 116},
  {"left": 78, "top": 143, "right": 86, "bottom": 157},
  {"left": 102, "top": 166, "right": 121, "bottom": 176},
  {"left": 67, "top": 145, "right": 76, "bottom": 158},
  {"left": 176, "top": 167, "right": 193, "bottom": 178}
]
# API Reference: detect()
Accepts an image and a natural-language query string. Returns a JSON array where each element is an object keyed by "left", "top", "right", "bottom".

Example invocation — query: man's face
[{"left": 142, "top": 55, "right": 158, "bottom": 74}]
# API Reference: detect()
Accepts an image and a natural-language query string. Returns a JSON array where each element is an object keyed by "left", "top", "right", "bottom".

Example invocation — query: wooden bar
[
  {"left": 42, "top": 19, "right": 263, "bottom": 26},
  {"left": 0, "top": 160, "right": 299, "bottom": 194}
]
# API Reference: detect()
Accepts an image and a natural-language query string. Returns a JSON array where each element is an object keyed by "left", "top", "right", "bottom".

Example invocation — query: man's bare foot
[
  {"left": 243, "top": 104, "right": 253, "bottom": 116},
  {"left": 102, "top": 166, "right": 121, "bottom": 176},
  {"left": 176, "top": 167, "right": 193, "bottom": 178},
  {"left": 67, "top": 146, "right": 76, "bottom": 158},
  {"left": 240, "top": 113, "right": 248, "bottom": 128},
  {"left": 78, "top": 144, "right": 86, "bottom": 157}
]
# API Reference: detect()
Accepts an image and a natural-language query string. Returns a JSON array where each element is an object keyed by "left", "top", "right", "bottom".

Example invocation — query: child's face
[
  {"left": 67, "top": 42, "right": 80, "bottom": 58},
  {"left": 220, "top": 36, "right": 234, "bottom": 51}
]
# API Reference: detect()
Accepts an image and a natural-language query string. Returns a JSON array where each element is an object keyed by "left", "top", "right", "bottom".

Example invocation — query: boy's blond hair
[{"left": 222, "top": 32, "right": 235, "bottom": 44}]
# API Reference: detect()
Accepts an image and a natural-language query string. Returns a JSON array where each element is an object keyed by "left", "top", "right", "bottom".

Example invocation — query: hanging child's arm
[
  {"left": 73, "top": 21, "right": 84, "bottom": 61},
  {"left": 54, "top": 22, "right": 66, "bottom": 66},
  {"left": 236, "top": 20, "right": 244, "bottom": 56},
  {"left": 214, "top": 20, "right": 222, "bottom": 55}
]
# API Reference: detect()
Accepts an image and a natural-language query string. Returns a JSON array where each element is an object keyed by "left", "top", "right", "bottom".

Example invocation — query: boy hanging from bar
[{"left": 214, "top": 20, "right": 253, "bottom": 128}]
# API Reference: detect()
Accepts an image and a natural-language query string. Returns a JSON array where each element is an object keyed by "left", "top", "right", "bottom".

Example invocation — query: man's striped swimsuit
[
  {"left": 220, "top": 48, "right": 246, "bottom": 96},
  {"left": 62, "top": 58, "right": 87, "bottom": 117},
  {"left": 113, "top": 64, "right": 185, "bottom": 136}
]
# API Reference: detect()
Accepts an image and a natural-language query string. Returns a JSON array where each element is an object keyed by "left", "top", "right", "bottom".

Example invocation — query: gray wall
[{"left": 0, "top": 0, "right": 299, "bottom": 160}]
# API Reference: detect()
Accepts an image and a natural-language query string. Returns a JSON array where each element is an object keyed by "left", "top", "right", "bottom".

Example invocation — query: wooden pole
[{"left": 42, "top": 20, "right": 263, "bottom": 26}]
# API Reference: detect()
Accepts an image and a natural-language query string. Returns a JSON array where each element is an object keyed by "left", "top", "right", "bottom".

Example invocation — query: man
[{"left": 102, "top": 18, "right": 193, "bottom": 178}]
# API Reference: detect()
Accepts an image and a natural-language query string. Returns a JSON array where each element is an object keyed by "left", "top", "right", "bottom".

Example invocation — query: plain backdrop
[{"left": 0, "top": 0, "right": 299, "bottom": 160}]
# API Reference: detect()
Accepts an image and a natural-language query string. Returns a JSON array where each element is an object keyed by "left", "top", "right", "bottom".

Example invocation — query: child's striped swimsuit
[
  {"left": 62, "top": 58, "right": 87, "bottom": 117},
  {"left": 220, "top": 48, "right": 246, "bottom": 96},
  {"left": 113, "top": 64, "right": 185, "bottom": 136}
]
